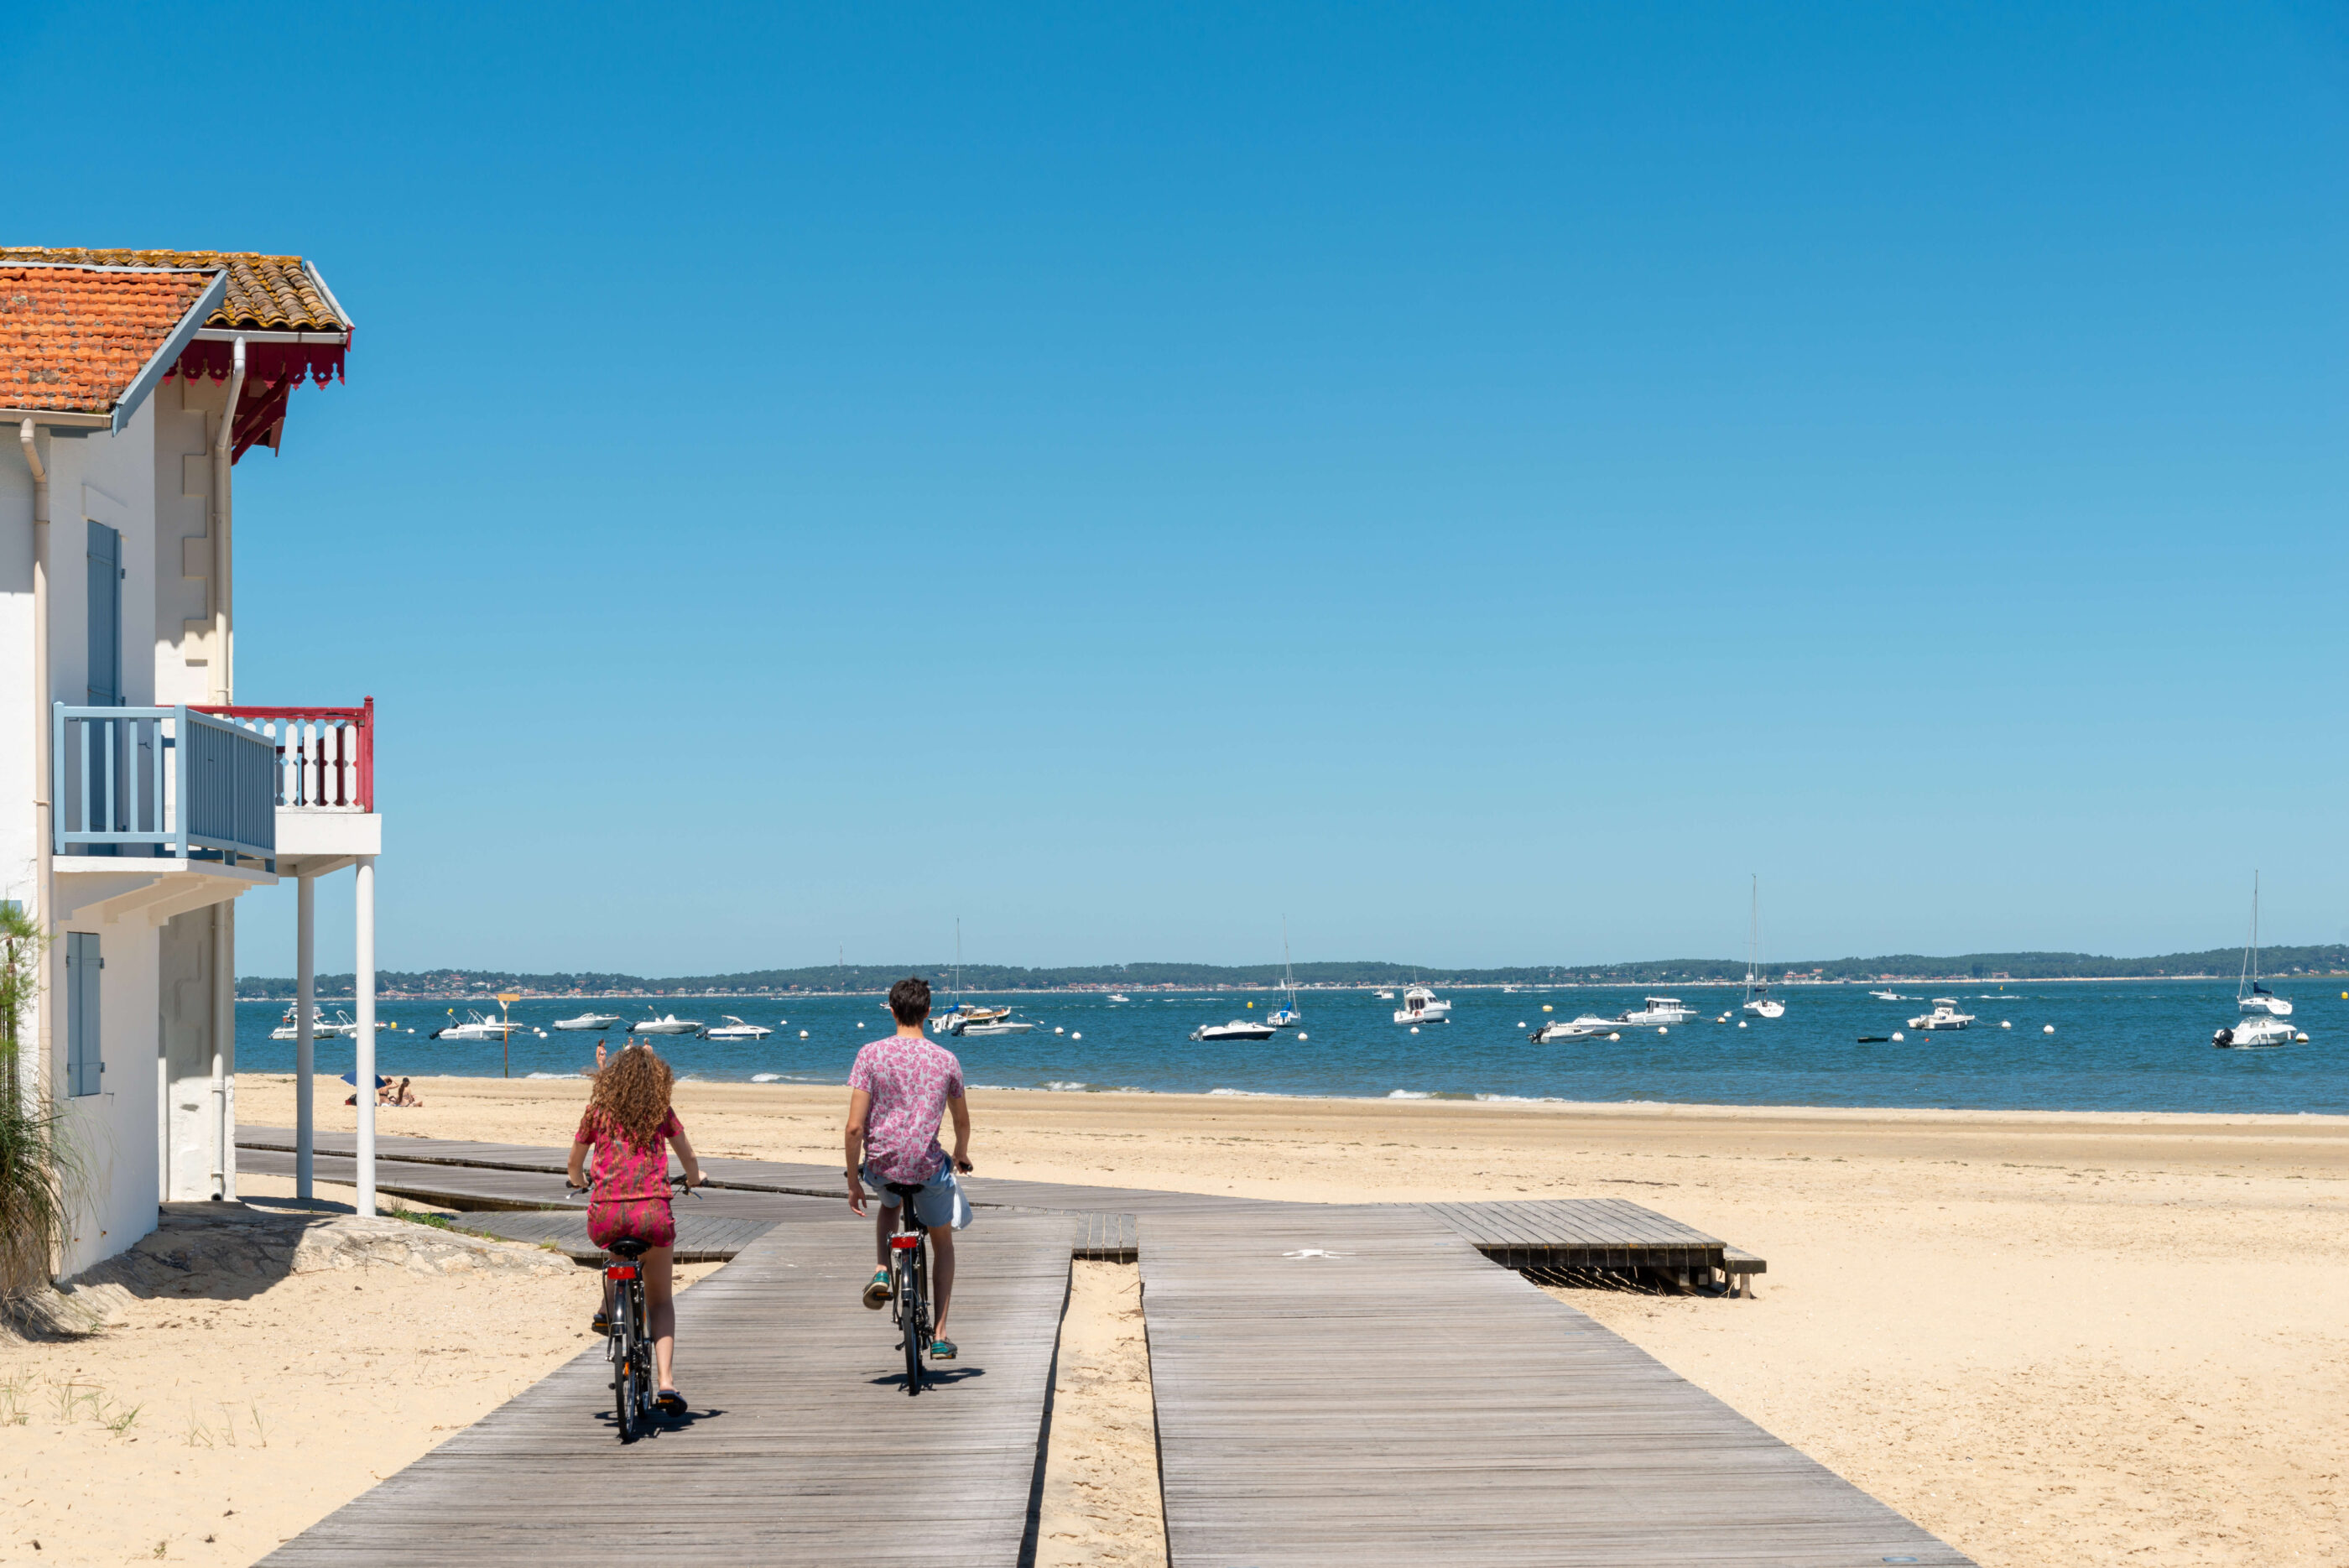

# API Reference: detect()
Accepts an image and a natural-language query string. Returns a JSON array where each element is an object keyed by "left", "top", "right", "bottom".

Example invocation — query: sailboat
[
  {"left": 1268, "top": 919, "right": 1303, "bottom": 1029},
  {"left": 930, "top": 919, "right": 1035, "bottom": 1037},
  {"left": 1741, "top": 875, "right": 1785, "bottom": 1018},
  {"left": 2215, "top": 873, "right": 2302, "bottom": 1048},
  {"left": 2236, "top": 873, "right": 2293, "bottom": 1018}
]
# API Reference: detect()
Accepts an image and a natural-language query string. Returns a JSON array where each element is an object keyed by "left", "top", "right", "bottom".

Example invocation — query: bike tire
[
  {"left": 612, "top": 1287, "right": 638, "bottom": 1442},
  {"left": 633, "top": 1282, "right": 655, "bottom": 1424},
  {"left": 902, "top": 1242, "right": 925, "bottom": 1395}
]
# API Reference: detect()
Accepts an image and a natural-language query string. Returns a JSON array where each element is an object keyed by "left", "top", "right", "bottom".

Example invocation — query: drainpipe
[
  {"left": 19, "top": 420, "right": 52, "bottom": 1098},
  {"left": 206, "top": 341, "right": 243, "bottom": 1196},
  {"left": 208, "top": 338, "right": 244, "bottom": 704}
]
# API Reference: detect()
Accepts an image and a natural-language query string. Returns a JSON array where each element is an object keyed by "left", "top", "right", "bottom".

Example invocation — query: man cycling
[{"left": 845, "top": 976, "right": 975, "bottom": 1360}]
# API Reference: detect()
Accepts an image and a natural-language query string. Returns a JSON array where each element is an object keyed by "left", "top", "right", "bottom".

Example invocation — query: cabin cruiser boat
[
  {"left": 2214, "top": 1013, "right": 2300, "bottom": 1049},
  {"left": 1108, "top": 993, "right": 1131, "bottom": 1003},
  {"left": 270, "top": 1004, "right": 327, "bottom": 1041},
  {"left": 934, "top": 1003, "right": 1011, "bottom": 1033},
  {"left": 554, "top": 1012, "right": 625, "bottom": 1031},
  {"left": 949, "top": 1013, "right": 1037, "bottom": 1038},
  {"left": 1869, "top": 990, "right": 1909, "bottom": 1001},
  {"left": 1375, "top": 990, "right": 1395, "bottom": 1000},
  {"left": 1533, "top": 1016, "right": 1623, "bottom": 1042},
  {"left": 1191, "top": 1018, "right": 1279, "bottom": 1042},
  {"left": 1619, "top": 997, "right": 1694, "bottom": 1025},
  {"left": 1907, "top": 1000, "right": 1976, "bottom": 1031},
  {"left": 431, "top": 1009, "right": 525, "bottom": 1041},
  {"left": 631, "top": 1013, "right": 704, "bottom": 1035},
  {"left": 702, "top": 1016, "right": 773, "bottom": 1041},
  {"left": 1393, "top": 987, "right": 1451, "bottom": 1024}
]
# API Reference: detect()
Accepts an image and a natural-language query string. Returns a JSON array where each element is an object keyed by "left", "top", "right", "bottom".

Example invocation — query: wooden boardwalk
[
  {"left": 1143, "top": 1204, "right": 1966, "bottom": 1566},
  {"left": 262, "top": 1215, "right": 1078, "bottom": 1566}
]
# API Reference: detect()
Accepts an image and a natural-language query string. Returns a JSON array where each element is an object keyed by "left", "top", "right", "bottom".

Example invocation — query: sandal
[
  {"left": 929, "top": 1339, "right": 957, "bottom": 1361},
  {"left": 654, "top": 1388, "right": 686, "bottom": 1416}
]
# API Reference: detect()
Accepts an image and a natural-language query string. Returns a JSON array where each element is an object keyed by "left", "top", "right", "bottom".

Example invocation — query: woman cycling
[{"left": 567, "top": 1042, "right": 703, "bottom": 1414}]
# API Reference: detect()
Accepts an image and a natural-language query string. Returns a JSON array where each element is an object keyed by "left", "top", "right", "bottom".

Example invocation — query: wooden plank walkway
[
  {"left": 262, "top": 1214, "right": 1079, "bottom": 1565},
  {"left": 1142, "top": 1204, "right": 1969, "bottom": 1566}
]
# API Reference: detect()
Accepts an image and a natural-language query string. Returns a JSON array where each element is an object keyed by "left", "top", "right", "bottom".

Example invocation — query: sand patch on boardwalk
[
  {"left": 1037, "top": 1261, "right": 1166, "bottom": 1568},
  {"left": 236, "top": 1076, "right": 2349, "bottom": 1565},
  {"left": 3, "top": 1173, "right": 716, "bottom": 1566}
]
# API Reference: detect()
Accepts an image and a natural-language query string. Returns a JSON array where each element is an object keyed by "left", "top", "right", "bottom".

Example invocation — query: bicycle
[
  {"left": 568, "top": 1174, "right": 698, "bottom": 1442},
  {"left": 883, "top": 1180, "right": 935, "bottom": 1395}
]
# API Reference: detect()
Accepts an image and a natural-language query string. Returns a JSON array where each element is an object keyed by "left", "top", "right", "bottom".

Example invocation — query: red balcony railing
[{"left": 194, "top": 698, "right": 373, "bottom": 811}]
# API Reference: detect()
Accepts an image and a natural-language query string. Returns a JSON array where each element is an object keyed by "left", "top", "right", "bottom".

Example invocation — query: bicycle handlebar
[{"left": 562, "top": 1173, "right": 703, "bottom": 1201}]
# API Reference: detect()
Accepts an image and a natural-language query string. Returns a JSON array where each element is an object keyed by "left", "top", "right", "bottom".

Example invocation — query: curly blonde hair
[{"left": 589, "top": 1044, "right": 674, "bottom": 1143}]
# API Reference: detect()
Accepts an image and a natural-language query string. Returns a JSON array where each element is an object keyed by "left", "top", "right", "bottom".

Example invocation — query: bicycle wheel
[
  {"left": 612, "top": 1287, "right": 638, "bottom": 1442},
  {"left": 632, "top": 1281, "right": 654, "bottom": 1422},
  {"left": 901, "top": 1242, "right": 925, "bottom": 1395}
]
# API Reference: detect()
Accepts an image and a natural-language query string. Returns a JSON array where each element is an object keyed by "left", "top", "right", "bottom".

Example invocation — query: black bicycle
[
  {"left": 884, "top": 1181, "right": 935, "bottom": 1395},
  {"left": 569, "top": 1175, "right": 698, "bottom": 1442}
]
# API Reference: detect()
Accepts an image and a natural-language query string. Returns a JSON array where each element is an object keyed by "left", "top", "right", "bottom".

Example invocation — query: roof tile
[
  {"left": 0, "top": 248, "right": 344, "bottom": 332},
  {"left": 0, "top": 265, "right": 216, "bottom": 413}
]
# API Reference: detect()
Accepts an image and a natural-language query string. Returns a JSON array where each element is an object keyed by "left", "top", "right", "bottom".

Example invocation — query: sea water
[{"left": 234, "top": 981, "right": 2346, "bottom": 1115}]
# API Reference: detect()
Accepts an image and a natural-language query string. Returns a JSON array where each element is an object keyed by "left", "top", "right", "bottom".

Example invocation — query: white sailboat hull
[{"left": 1742, "top": 999, "right": 1785, "bottom": 1018}]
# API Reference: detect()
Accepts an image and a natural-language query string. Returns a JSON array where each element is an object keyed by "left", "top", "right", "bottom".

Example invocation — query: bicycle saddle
[
  {"left": 607, "top": 1237, "right": 651, "bottom": 1260},
  {"left": 883, "top": 1182, "right": 927, "bottom": 1198}
]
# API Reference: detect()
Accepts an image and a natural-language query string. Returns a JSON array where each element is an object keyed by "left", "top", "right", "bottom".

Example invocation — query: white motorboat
[
  {"left": 1620, "top": 997, "right": 1695, "bottom": 1025},
  {"left": 1375, "top": 990, "right": 1395, "bottom": 1000},
  {"left": 431, "top": 1008, "right": 525, "bottom": 1041},
  {"left": 1393, "top": 986, "right": 1451, "bottom": 1024},
  {"left": 702, "top": 1015, "right": 773, "bottom": 1041},
  {"left": 2235, "top": 873, "right": 2293, "bottom": 1018},
  {"left": 631, "top": 1013, "right": 704, "bottom": 1035},
  {"left": 1869, "top": 990, "right": 1906, "bottom": 1001},
  {"left": 554, "top": 1012, "right": 624, "bottom": 1031},
  {"left": 270, "top": 1003, "right": 327, "bottom": 1041},
  {"left": 2214, "top": 1013, "right": 2300, "bottom": 1050},
  {"left": 1191, "top": 1019, "right": 1278, "bottom": 1042},
  {"left": 1108, "top": 993, "right": 1131, "bottom": 1003},
  {"left": 1907, "top": 1000, "right": 1976, "bottom": 1031},
  {"left": 951, "top": 1014, "right": 1037, "bottom": 1038},
  {"left": 1533, "top": 1016, "right": 1624, "bottom": 1042},
  {"left": 1741, "top": 876, "right": 1786, "bottom": 1018},
  {"left": 1267, "top": 919, "right": 1304, "bottom": 1029}
]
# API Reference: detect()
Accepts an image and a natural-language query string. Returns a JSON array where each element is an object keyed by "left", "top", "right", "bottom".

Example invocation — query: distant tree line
[{"left": 237, "top": 945, "right": 2349, "bottom": 998}]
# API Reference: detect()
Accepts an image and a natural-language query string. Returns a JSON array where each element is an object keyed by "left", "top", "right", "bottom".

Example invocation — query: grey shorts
[{"left": 865, "top": 1161, "right": 972, "bottom": 1231}]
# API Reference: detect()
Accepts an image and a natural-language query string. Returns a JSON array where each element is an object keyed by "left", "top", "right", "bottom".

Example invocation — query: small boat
[
  {"left": 1191, "top": 1019, "right": 1278, "bottom": 1042},
  {"left": 631, "top": 1013, "right": 704, "bottom": 1035},
  {"left": 702, "top": 1016, "right": 773, "bottom": 1040},
  {"left": 1857, "top": 1034, "right": 1893, "bottom": 1044},
  {"left": 1741, "top": 877, "right": 1786, "bottom": 1018},
  {"left": 1375, "top": 990, "right": 1395, "bottom": 1000},
  {"left": 1532, "top": 1016, "right": 1623, "bottom": 1042},
  {"left": 2235, "top": 873, "right": 2293, "bottom": 1018},
  {"left": 1907, "top": 1000, "right": 1976, "bottom": 1031},
  {"left": 1267, "top": 919, "right": 1304, "bottom": 1029},
  {"left": 554, "top": 1012, "right": 624, "bottom": 1032},
  {"left": 432, "top": 1008, "right": 526, "bottom": 1041},
  {"left": 949, "top": 1013, "right": 1037, "bottom": 1038},
  {"left": 1393, "top": 986, "right": 1451, "bottom": 1024},
  {"left": 2214, "top": 1013, "right": 2300, "bottom": 1050},
  {"left": 269, "top": 1003, "right": 327, "bottom": 1041},
  {"left": 1869, "top": 990, "right": 1904, "bottom": 1001},
  {"left": 1620, "top": 997, "right": 1694, "bottom": 1025},
  {"left": 1108, "top": 993, "right": 1131, "bottom": 1003}
]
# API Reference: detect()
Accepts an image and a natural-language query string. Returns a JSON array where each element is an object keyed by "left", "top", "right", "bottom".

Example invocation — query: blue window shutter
[
  {"left": 65, "top": 933, "right": 104, "bottom": 1097},
  {"left": 86, "top": 521, "right": 121, "bottom": 706}
]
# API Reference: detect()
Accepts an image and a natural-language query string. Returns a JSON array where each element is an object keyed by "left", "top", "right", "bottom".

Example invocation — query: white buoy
[
  {"left": 1607, "top": 1032, "right": 1621, "bottom": 1041},
  {"left": 1517, "top": 1021, "right": 1526, "bottom": 1028},
  {"left": 2043, "top": 1024, "right": 2055, "bottom": 1034},
  {"left": 2001, "top": 1020, "right": 2012, "bottom": 1029},
  {"left": 779, "top": 1019, "right": 789, "bottom": 1026},
  {"left": 799, "top": 1029, "right": 810, "bottom": 1038},
  {"left": 1071, "top": 1032, "right": 1082, "bottom": 1040},
  {"left": 1055, "top": 1026, "right": 1064, "bottom": 1034},
  {"left": 1658, "top": 1027, "right": 1668, "bottom": 1035},
  {"left": 1737, "top": 1020, "right": 1747, "bottom": 1029},
  {"left": 1891, "top": 1030, "right": 1904, "bottom": 1041},
  {"left": 1410, "top": 1026, "right": 1420, "bottom": 1034}
]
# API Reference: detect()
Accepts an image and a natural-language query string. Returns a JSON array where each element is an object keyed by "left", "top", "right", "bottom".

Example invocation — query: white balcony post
[
  {"left": 353, "top": 857, "right": 377, "bottom": 1214},
  {"left": 295, "top": 873, "right": 315, "bottom": 1200}
]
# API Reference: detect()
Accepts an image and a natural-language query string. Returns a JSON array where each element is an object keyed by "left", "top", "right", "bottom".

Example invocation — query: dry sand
[{"left": 27, "top": 1072, "right": 2349, "bottom": 1566}]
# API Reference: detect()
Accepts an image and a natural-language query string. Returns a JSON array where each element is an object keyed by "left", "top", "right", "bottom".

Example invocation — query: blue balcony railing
[{"left": 54, "top": 704, "right": 277, "bottom": 865}]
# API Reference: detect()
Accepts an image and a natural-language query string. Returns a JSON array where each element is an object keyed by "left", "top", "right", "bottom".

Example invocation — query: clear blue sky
[{"left": 13, "top": 3, "right": 2346, "bottom": 976}]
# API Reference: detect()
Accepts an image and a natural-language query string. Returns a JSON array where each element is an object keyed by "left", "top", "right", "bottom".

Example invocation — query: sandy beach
[{"left": 15, "top": 1075, "right": 2346, "bottom": 1565}]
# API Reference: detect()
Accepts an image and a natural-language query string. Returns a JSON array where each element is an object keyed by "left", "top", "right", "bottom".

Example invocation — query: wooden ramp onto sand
[
  {"left": 260, "top": 1215, "right": 1079, "bottom": 1567},
  {"left": 1143, "top": 1204, "right": 1967, "bottom": 1567}
]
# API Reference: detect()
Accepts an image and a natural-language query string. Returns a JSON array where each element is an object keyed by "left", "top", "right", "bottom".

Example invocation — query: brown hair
[
  {"left": 589, "top": 1043, "right": 674, "bottom": 1143},
  {"left": 888, "top": 976, "right": 932, "bottom": 1025}
]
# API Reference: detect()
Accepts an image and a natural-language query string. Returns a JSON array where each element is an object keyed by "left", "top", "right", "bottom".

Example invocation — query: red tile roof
[
  {"left": 0, "top": 248, "right": 344, "bottom": 332},
  {"left": 0, "top": 264, "right": 216, "bottom": 414}
]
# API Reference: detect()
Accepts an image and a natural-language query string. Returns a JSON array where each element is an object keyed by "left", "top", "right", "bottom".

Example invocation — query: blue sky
[{"left": 13, "top": 3, "right": 2346, "bottom": 975}]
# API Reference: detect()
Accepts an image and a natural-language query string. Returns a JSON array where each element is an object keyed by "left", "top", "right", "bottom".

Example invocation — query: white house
[{"left": 3, "top": 247, "right": 386, "bottom": 1276}]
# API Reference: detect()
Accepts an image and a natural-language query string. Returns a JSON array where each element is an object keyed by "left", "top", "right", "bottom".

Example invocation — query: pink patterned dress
[{"left": 575, "top": 1106, "right": 683, "bottom": 1248}]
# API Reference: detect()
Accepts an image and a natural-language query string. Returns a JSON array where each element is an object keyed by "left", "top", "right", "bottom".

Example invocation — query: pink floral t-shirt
[
  {"left": 849, "top": 1035, "right": 966, "bottom": 1183},
  {"left": 574, "top": 1107, "right": 683, "bottom": 1201}
]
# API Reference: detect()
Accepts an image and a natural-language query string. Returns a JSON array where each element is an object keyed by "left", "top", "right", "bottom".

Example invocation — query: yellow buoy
[{"left": 1542, "top": 1004, "right": 1553, "bottom": 1013}]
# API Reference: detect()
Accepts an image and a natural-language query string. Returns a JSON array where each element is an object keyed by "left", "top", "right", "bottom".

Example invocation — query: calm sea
[{"left": 233, "top": 980, "right": 2346, "bottom": 1115}]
